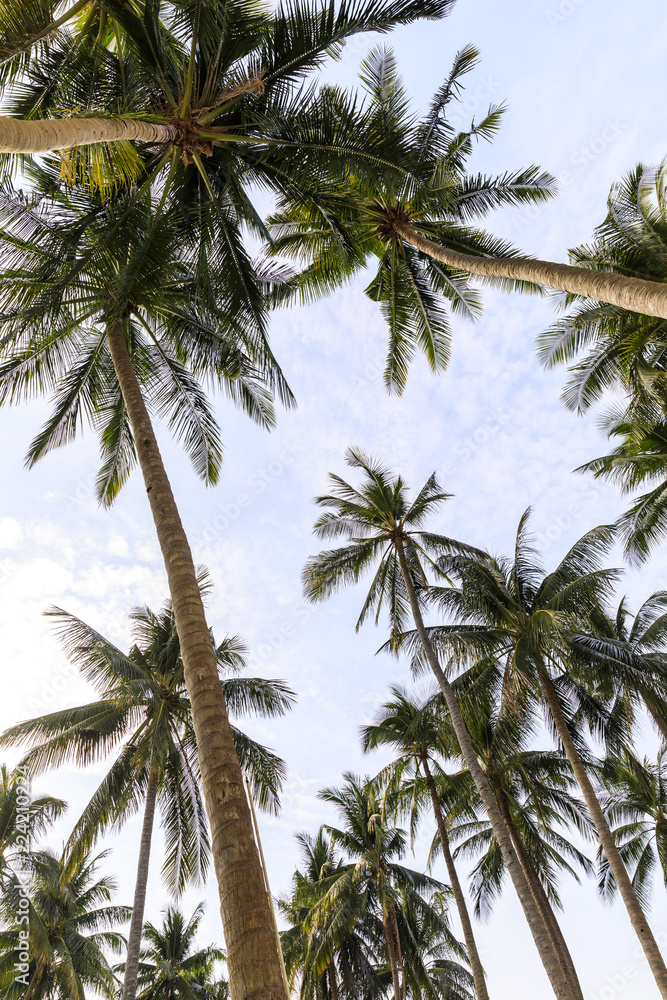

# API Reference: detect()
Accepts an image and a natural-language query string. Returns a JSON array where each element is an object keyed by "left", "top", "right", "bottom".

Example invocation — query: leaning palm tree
[
  {"left": 598, "top": 748, "right": 667, "bottom": 909},
  {"left": 360, "top": 685, "right": 489, "bottom": 1000},
  {"left": 410, "top": 511, "right": 667, "bottom": 995},
  {"left": 0, "top": 596, "right": 294, "bottom": 1000},
  {"left": 116, "top": 905, "right": 224, "bottom": 1000},
  {"left": 438, "top": 681, "right": 590, "bottom": 998},
  {"left": 0, "top": 846, "right": 129, "bottom": 1000},
  {"left": 269, "top": 50, "right": 667, "bottom": 351},
  {"left": 302, "top": 448, "right": 578, "bottom": 999}
]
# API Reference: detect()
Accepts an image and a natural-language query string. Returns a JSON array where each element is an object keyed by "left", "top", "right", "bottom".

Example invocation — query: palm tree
[
  {"left": 117, "top": 904, "right": 224, "bottom": 1000},
  {"left": 360, "top": 685, "right": 489, "bottom": 1000},
  {"left": 0, "top": 596, "right": 294, "bottom": 1000},
  {"left": 0, "top": 765, "right": 66, "bottom": 881},
  {"left": 438, "top": 680, "right": 590, "bottom": 998},
  {"left": 269, "top": 50, "right": 667, "bottom": 347},
  {"left": 597, "top": 748, "right": 667, "bottom": 911},
  {"left": 0, "top": 846, "right": 129, "bottom": 1000},
  {"left": 411, "top": 511, "right": 667, "bottom": 995},
  {"left": 0, "top": 0, "right": 455, "bottom": 988},
  {"left": 302, "top": 447, "right": 578, "bottom": 999},
  {"left": 317, "top": 773, "right": 456, "bottom": 1000},
  {"left": 278, "top": 829, "right": 382, "bottom": 1000}
]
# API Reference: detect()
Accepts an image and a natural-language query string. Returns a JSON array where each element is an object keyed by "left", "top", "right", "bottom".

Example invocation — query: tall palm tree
[
  {"left": 0, "top": 0, "right": 455, "bottom": 989},
  {"left": 0, "top": 765, "right": 66, "bottom": 881},
  {"left": 0, "top": 846, "right": 129, "bottom": 1000},
  {"left": 116, "top": 904, "right": 224, "bottom": 1000},
  {"left": 0, "top": 597, "right": 295, "bottom": 1000},
  {"left": 360, "top": 685, "right": 489, "bottom": 1000},
  {"left": 598, "top": 748, "right": 667, "bottom": 909},
  {"left": 302, "top": 447, "right": 577, "bottom": 999},
  {"left": 410, "top": 511, "right": 667, "bottom": 995},
  {"left": 437, "top": 681, "right": 590, "bottom": 998},
  {"left": 269, "top": 50, "right": 667, "bottom": 346},
  {"left": 317, "top": 773, "right": 457, "bottom": 1000}
]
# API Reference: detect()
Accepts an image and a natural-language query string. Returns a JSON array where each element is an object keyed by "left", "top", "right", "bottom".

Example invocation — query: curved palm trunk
[
  {"left": 394, "top": 220, "right": 667, "bottom": 321},
  {"left": 396, "top": 546, "right": 575, "bottom": 1000},
  {"left": 123, "top": 769, "right": 159, "bottom": 1000},
  {"left": 0, "top": 116, "right": 178, "bottom": 153},
  {"left": 422, "top": 759, "right": 490, "bottom": 1000},
  {"left": 24, "top": 968, "right": 40, "bottom": 1000},
  {"left": 496, "top": 789, "right": 583, "bottom": 1000},
  {"left": 105, "top": 322, "right": 285, "bottom": 1000},
  {"left": 538, "top": 669, "right": 667, "bottom": 996},
  {"left": 383, "top": 898, "right": 403, "bottom": 1000}
]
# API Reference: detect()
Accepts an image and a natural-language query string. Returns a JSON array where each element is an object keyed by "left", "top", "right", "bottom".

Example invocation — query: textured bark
[
  {"left": 0, "top": 116, "right": 178, "bottom": 153},
  {"left": 396, "top": 545, "right": 575, "bottom": 999},
  {"left": 394, "top": 220, "right": 667, "bottom": 322},
  {"left": 123, "top": 770, "right": 159, "bottom": 1000},
  {"left": 105, "top": 322, "right": 285, "bottom": 1000},
  {"left": 539, "top": 669, "right": 667, "bottom": 997},
  {"left": 383, "top": 898, "right": 403, "bottom": 1000},
  {"left": 422, "top": 759, "right": 490, "bottom": 1000},
  {"left": 497, "top": 790, "right": 583, "bottom": 1000}
]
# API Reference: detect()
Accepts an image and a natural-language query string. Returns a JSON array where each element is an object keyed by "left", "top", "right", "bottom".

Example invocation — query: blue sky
[{"left": 2, "top": 0, "right": 667, "bottom": 997}]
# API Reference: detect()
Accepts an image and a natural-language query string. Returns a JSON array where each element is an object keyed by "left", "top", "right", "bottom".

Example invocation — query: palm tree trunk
[
  {"left": 123, "top": 769, "right": 159, "bottom": 1000},
  {"left": 422, "top": 759, "right": 490, "bottom": 1000},
  {"left": 105, "top": 321, "right": 285, "bottom": 1000},
  {"left": 383, "top": 899, "right": 403, "bottom": 1000},
  {"left": 393, "top": 220, "right": 667, "bottom": 321},
  {"left": 0, "top": 116, "right": 178, "bottom": 153},
  {"left": 496, "top": 789, "right": 583, "bottom": 1000},
  {"left": 538, "top": 668, "right": 667, "bottom": 997},
  {"left": 395, "top": 545, "right": 575, "bottom": 1000},
  {"left": 328, "top": 961, "right": 340, "bottom": 1000},
  {"left": 24, "top": 968, "right": 40, "bottom": 1000}
]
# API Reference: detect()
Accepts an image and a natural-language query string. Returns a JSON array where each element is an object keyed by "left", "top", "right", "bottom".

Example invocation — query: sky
[{"left": 1, "top": 0, "right": 667, "bottom": 997}]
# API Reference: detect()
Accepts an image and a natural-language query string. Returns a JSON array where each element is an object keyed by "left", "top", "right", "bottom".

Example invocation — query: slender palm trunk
[
  {"left": 328, "top": 961, "right": 340, "bottom": 1000},
  {"left": 24, "top": 969, "right": 40, "bottom": 1000},
  {"left": 395, "top": 546, "right": 575, "bottom": 999},
  {"left": 496, "top": 790, "right": 583, "bottom": 1000},
  {"left": 383, "top": 898, "right": 403, "bottom": 1000},
  {"left": 123, "top": 769, "right": 159, "bottom": 1000},
  {"left": 538, "top": 669, "right": 667, "bottom": 996},
  {"left": 393, "top": 220, "right": 667, "bottom": 321},
  {"left": 0, "top": 116, "right": 178, "bottom": 153},
  {"left": 422, "top": 759, "right": 490, "bottom": 1000},
  {"left": 105, "top": 321, "right": 285, "bottom": 1000}
]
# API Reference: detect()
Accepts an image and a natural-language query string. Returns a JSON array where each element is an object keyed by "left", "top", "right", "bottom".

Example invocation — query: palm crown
[{"left": 269, "top": 44, "right": 554, "bottom": 390}]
